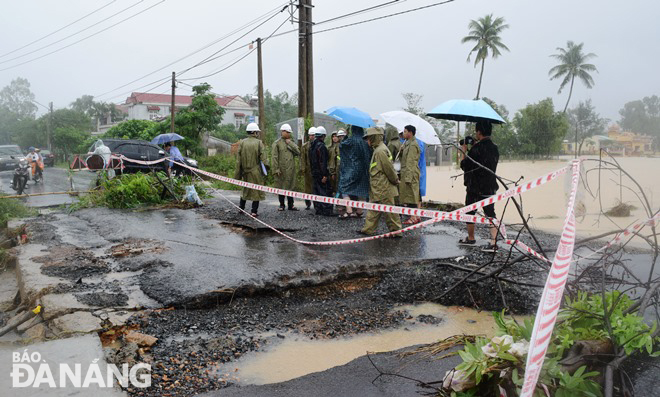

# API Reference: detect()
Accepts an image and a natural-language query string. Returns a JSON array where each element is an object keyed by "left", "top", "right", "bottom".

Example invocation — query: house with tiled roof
[{"left": 123, "top": 92, "right": 257, "bottom": 128}]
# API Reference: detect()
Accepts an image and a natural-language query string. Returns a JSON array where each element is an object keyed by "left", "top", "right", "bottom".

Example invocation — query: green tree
[
  {"left": 549, "top": 41, "right": 598, "bottom": 113},
  {"left": 71, "top": 94, "right": 126, "bottom": 128},
  {"left": 53, "top": 127, "right": 89, "bottom": 158},
  {"left": 619, "top": 95, "right": 660, "bottom": 149},
  {"left": 567, "top": 99, "right": 607, "bottom": 156},
  {"left": 156, "top": 83, "right": 225, "bottom": 155},
  {"left": 482, "top": 97, "right": 517, "bottom": 157},
  {"left": 513, "top": 98, "right": 569, "bottom": 158},
  {"left": 104, "top": 119, "right": 159, "bottom": 141},
  {"left": 461, "top": 14, "right": 510, "bottom": 99},
  {"left": 0, "top": 77, "right": 37, "bottom": 119}
]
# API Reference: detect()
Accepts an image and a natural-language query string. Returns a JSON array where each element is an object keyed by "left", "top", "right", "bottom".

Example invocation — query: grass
[{"left": 0, "top": 193, "right": 35, "bottom": 228}]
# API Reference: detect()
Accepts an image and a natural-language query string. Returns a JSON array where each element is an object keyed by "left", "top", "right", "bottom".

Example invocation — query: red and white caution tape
[{"left": 521, "top": 160, "right": 581, "bottom": 397}]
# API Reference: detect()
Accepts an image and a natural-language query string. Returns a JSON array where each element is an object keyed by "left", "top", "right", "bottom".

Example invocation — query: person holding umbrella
[
  {"left": 400, "top": 125, "right": 421, "bottom": 224},
  {"left": 459, "top": 120, "right": 500, "bottom": 252},
  {"left": 338, "top": 126, "right": 371, "bottom": 218},
  {"left": 234, "top": 122, "right": 266, "bottom": 217},
  {"left": 164, "top": 141, "right": 185, "bottom": 177},
  {"left": 271, "top": 123, "right": 300, "bottom": 211}
]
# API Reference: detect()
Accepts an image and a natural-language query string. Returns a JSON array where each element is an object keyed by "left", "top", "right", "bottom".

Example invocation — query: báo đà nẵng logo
[{"left": 11, "top": 349, "right": 151, "bottom": 388}]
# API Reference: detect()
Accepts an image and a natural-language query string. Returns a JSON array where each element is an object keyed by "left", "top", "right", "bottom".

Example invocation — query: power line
[
  {"left": 0, "top": 0, "right": 118, "bottom": 59},
  {"left": 0, "top": 0, "right": 144, "bottom": 65},
  {"left": 313, "top": 0, "right": 456, "bottom": 35},
  {"left": 94, "top": 2, "right": 289, "bottom": 100},
  {"left": 105, "top": 0, "right": 459, "bottom": 103},
  {"left": 179, "top": 16, "right": 291, "bottom": 82},
  {"left": 0, "top": 0, "right": 165, "bottom": 72}
]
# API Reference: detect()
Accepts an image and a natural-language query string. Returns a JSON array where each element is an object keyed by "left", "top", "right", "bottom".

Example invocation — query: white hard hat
[
  {"left": 280, "top": 123, "right": 292, "bottom": 133},
  {"left": 246, "top": 122, "right": 260, "bottom": 132},
  {"left": 315, "top": 126, "right": 327, "bottom": 135},
  {"left": 337, "top": 129, "right": 347, "bottom": 137},
  {"left": 308, "top": 127, "right": 317, "bottom": 135}
]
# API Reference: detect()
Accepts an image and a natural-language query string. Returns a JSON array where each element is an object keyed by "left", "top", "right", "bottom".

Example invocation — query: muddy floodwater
[
  {"left": 426, "top": 156, "right": 659, "bottom": 247},
  {"left": 215, "top": 303, "right": 503, "bottom": 385}
]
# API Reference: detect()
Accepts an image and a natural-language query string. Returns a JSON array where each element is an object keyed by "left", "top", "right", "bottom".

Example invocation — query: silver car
[{"left": 0, "top": 145, "right": 24, "bottom": 171}]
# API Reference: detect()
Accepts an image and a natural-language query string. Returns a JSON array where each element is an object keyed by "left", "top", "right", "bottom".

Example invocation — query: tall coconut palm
[
  {"left": 548, "top": 41, "right": 597, "bottom": 113},
  {"left": 461, "top": 14, "right": 510, "bottom": 100}
]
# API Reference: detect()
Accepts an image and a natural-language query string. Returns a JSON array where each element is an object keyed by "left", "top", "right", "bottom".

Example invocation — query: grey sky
[{"left": 1, "top": 0, "right": 658, "bottom": 124}]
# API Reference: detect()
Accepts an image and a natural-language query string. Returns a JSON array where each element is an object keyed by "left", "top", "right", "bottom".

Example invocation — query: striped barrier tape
[{"left": 521, "top": 159, "right": 581, "bottom": 396}]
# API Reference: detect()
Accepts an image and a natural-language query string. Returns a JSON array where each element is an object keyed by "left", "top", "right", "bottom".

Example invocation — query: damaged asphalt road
[{"left": 3, "top": 189, "right": 570, "bottom": 396}]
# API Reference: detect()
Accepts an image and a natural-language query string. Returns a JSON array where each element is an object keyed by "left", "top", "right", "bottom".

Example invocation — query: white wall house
[{"left": 123, "top": 92, "right": 257, "bottom": 128}]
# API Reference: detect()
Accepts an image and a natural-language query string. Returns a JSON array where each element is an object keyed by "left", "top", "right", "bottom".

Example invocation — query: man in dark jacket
[
  {"left": 459, "top": 120, "right": 500, "bottom": 252},
  {"left": 310, "top": 126, "right": 334, "bottom": 216}
]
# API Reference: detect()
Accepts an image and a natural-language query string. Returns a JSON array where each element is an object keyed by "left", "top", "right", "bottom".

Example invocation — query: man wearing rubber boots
[
  {"left": 271, "top": 123, "right": 300, "bottom": 211},
  {"left": 359, "top": 127, "right": 402, "bottom": 236},
  {"left": 234, "top": 122, "right": 266, "bottom": 217},
  {"left": 400, "top": 125, "right": 421, "bottom": 224}
]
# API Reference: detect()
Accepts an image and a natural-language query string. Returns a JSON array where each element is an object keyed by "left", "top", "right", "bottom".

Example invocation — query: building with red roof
[{"left": 123, "top": 92, "right": 257, "bottom": 128}]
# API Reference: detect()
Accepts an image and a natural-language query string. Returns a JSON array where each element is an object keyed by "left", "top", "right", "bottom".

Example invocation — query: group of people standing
[{"left": 233, "top": 121, "right": 428, "bottom": 237}]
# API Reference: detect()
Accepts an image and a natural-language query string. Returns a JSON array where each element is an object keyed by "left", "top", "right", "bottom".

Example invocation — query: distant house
[{"left": 123, "top": 92, "right": 257, "bottom": 128}]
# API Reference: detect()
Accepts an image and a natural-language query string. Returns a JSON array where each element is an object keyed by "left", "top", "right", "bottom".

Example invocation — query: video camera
[{"left": 459, "top": 136, "right": 475, "bottom": 146}]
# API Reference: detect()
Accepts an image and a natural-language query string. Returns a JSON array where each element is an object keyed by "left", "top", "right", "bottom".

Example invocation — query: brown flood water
[
  {"left": 425, "top": 156, "right": 659, "bottom": 249},
  {"left": 215, "top": 304, "right": 504, "bottom": 385}
]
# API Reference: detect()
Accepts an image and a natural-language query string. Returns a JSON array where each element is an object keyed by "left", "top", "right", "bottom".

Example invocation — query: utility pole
[
  {"left": 257, "top": 38, "right": 265, "bottom": 137},
  {"left": 297, "top": 0, "right": 307, "bottom": 125},
  {"left": 170, "top": 72, "right": 176, "bottom": 132},
  {"left": 47, "top": 102, "right": 53, "bottom": 151},
  {"left": 305, "top": 0, "right": 314, "bottom": 119}
]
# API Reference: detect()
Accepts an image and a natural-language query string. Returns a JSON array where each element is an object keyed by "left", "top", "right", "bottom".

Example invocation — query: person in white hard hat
[
  {"left": 234, "top": 122, "right": 266, "bottom": 216},
  {"left": 299, "top": 126, "right": 316, "bottom": 210},
  {"left": 309, "top": 126, "right": 334, "bottom": 216},
  {"left": 271, "top": 123, "right": 300, "bottom": 211}
]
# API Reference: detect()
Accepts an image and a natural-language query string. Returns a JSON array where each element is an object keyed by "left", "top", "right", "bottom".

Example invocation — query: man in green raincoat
[
  {"left": 272, "top": 123, "right": 300, "bottom": 211},
  {"left": 327, "top": 130, "right": 341, "bottom": 195},
  {"left": 234, "top": 122, "right": 266, "bottom": 216},
  {"left": 299, "top": 127, "right": 316, "bottom": 210},
  {"left": 400, "top": 124, "right": 421, "bottom": 224},
  {"left": 359, "top": 127, "right": 402, "bottom": 236}
]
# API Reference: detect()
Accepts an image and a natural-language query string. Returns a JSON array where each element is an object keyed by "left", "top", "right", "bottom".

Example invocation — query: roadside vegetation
[
  {"left": 0, "top": 193, "right": 34, "bottom": 227},
  {"left": 69, "top": 172, "right": 208, "bottom": 210}
]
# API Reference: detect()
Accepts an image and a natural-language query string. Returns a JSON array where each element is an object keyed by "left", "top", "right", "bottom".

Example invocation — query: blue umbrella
[
  {"left": 151, "top": 133, "right": 185, "bottom": 145},
  {"left": 326, "top": 106, "right": 375, "bottom": 128},
  {"left": 426, "top": 99, "right": 505, "bottom": 124}
]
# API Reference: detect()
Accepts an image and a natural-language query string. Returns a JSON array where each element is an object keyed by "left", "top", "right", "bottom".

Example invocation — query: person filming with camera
[{"left": 458, "top": 120, "right": 500, "bottom": 252}]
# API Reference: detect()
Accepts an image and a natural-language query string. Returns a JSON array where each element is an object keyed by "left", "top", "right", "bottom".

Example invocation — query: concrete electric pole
[
  {"left": 170, "top": 72, "right": 176, "bottom": 133},
  {"left": 257, "top": 37, "right": 265, "bottom": 137}
]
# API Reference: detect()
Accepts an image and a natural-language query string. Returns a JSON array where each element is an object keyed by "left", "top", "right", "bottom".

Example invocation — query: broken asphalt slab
[
  {"left": 13, "top": 196, "right": 467, "bottom": 311},
  {"left": 0, "top": 334, "right": 127, "bottom": 396}
]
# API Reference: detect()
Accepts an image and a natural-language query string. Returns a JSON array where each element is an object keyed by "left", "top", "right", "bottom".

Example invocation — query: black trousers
[
  {"left": 278, "top": 195, "right": 294, "bottom": 209},
  {"left": 239, "top": 198, "right": 260, "bottom": 214},
  {"left": 312, "top": 177, "right": 333, "bottom": 215}
]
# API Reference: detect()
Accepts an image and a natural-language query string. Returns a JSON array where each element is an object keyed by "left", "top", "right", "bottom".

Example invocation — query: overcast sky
[{"left": 1, "top": 0, "right": 658, "bottom": 123}]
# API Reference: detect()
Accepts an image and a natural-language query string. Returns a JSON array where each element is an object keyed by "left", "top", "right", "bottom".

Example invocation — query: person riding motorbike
[{"left": 26, "top": 147, "right": 44, "bottom": 181}]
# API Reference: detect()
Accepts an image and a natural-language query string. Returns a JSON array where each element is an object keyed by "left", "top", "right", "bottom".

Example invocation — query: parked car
[
  {"left": 88, "top": 139, "right": 198, "bottom": 174},
  {"left": 0, "top": 145, "right": 24, "bottom": 171},
  {"left": 40, "top": 149, "right": 55, "bottom": 167}
]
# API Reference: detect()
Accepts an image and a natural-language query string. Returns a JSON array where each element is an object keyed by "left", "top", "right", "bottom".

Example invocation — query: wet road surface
[{"left": 0, "top": 167, "right": 96, "bottom": 207}]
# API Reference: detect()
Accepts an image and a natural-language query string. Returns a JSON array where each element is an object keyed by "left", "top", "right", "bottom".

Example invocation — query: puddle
[{"left": 215, "top": 303, "right": 501, "bottom": 385}]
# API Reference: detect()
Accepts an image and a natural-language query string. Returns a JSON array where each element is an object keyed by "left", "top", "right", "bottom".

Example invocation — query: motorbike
[
  {"left": 10, "top": 156, "right": 30, "bottom": 195},
  {"left": 33, "top": 163, "right": 43, "bottom": 184}
]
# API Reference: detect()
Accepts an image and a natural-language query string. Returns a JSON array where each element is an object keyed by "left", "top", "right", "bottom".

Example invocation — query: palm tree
[
  {"left": 548, "top": 41, "right": 597, "bottom": 113},
  {"left": 461, "top": 14, "right": 510, "bottom": 100}
]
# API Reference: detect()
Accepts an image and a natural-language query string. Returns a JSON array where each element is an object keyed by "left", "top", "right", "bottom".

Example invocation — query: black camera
[{"left": 459, "top": 136, "right": 475, "bottom": 146}]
